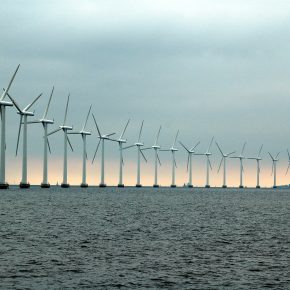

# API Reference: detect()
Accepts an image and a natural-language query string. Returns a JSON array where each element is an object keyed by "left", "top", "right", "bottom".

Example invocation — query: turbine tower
[
  {"left": 230, "top": 142, "right": 247, "bottom": 188},
  {"left": 47, "top": 94, "right": 73, "bottom": 188},
  {"left": 215, "top": 142, "right": 235, "bottom": 188},
  {"left": 269, "top": 152, "right": 279, "bottom": 189},
  {"left": 7, "top": 91, "right": 42, "bottom": 188},
  {"left": 123, "top": 121, "right": 147, "bottom": 187},
  {"left": 115, "top": 119, "right": 130, "bottom": 188},
  {"left": 161, "top": 130, "right": 179, "bottom": 188},
  {"left": 0, "top": 64, "right": 20, "bottom": 189},
  {"left": 27, "top": 87, "right": 54, "bottom": 188},
  {"left": 67, "top": 105, "right": 92, "bottom": 187},
  {"left": 247, "top": 145, "right": 263, "bottom": 188},
  {"left": 91, "top": 114, "right": 116, "bottom": 187},
  {"left": 179, "top": 140, "right": 200, "bottom": 188},
  {"left": 152, "top": 126, "right": 162, "bottom": 187}
]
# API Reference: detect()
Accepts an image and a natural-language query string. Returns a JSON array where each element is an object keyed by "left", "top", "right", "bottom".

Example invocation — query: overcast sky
[{"left": 1, "top": 0, "right": 290, "bottom": 186}]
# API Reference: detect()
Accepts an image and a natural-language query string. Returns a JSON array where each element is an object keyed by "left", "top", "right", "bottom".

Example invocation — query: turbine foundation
[
  {"left": 41, "top": 183, "right": 50, "bottom": 188},
  {"left": 256, "top": 185, "right": 260, "bottom": 189},
  {"left": 205, "top": 185, "right": 210, "bottom": 188},
  {"left": 80, "top": 183, "right": 88, "bottom": 188},
  {"left": 118, "top": 184, "right": 124, "bottom": 188},
  {"left": 136, "top": 184, "right": 142, "bottom": 187},
  {"left": 0, "top": 183, "right": 9, "bottom": 189},
  {"left": 273, "top": 186, "right": 277, "bottom": 189},
  {"left": 222, "top": 185, "right": 227, "bottom": 188},
  {"left": 20, "top": 182, "right": 30, "bottom": 189},
  {"left": 153, "top": 184, "right": 159, "bottom": 188},
  {"left": 170, "top": 185, "right": 177, "bottom": 188},
  {"left": 99, "top": 183, "right": 107, "bottom": 188},
  {"left": 187, "top": 185, "right": 193, "bottom": 188},
  {"left": 239, "top": 185, "right": 244, "bottom": 188},
  {"left": 61, "top": 183, "right": 70, "bottom": 188}
]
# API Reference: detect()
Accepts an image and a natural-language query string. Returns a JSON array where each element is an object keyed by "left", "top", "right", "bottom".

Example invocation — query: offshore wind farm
[{"left": 1, "top": 1, "right": 290, "bottom": 289}]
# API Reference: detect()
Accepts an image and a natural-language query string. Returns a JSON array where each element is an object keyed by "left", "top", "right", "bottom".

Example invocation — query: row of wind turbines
[{"left": 0, "top": 65, "right": 286, "bottom": 189}]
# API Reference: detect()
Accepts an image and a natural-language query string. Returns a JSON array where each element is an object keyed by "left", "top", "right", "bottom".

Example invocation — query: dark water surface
[{"left": 0, "top": 187, "right": 289, "bottom": 289}]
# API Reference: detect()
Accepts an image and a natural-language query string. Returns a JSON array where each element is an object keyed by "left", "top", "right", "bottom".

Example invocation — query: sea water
[{"left": 0, "top": 186, "right": 289, "bottom": 289}]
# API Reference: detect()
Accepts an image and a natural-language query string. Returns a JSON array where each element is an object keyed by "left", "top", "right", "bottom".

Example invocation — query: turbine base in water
[
  {"left": 205, "top": 185, "right": 210, "bottom": 188},
  {"left": 118, "top": 184, "right": 124, "bottom": 188},
  {"left": 61, "top": 183, "right": 70, "bottom": 188},
  {"left": 0, "top": 183, "right": 9, "bottom": 189},
  {"left": 222, "top": 185, "right": 227, "bottom": 188},
  {"left": 41, "top": 183, "right": 50, "bottom": 188},
  {"left": 99, "top": 183, "right": 107, "bottom": 188},
  {"left": 136, "top": 184, "right": 142, "bottom": 187},
  {"left": 187, "top": 185, "right": 193, "bottom": 188},
  {"left": 20, "top": 182, "right": 30, "bottom": 189},
  {"left": 153, "top": 184, "right": 159, "bottom": 188},
  {"left": 239, "top": 185, "right": 244, "bottom": 188},
  {"left": 256, "top": 185, "right": 261, "bottom": 188},
  {"left": 171, "top": 185, "right": 177, "bottom": 188},
  {"left": 80, "top": 183, "right": 88, "bottom": 188},
  {"left": 273, "top": 186, "right": 277, "bottom": 189}
]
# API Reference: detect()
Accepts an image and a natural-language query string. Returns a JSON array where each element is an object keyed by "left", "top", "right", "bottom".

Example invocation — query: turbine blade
[
  {"left": 209, "top": 159, "right": 213, "bottom": 171},
  {"left": 207, "top": 136, "right": 214, "bottom": 152},
  {"left": 92, "top": 113, "right": 102, "bottom": 137},
  {"left": 120, "top": 118, "right": 130, "bottom": 140},
  {"left": 258, "top": 144, "right": 263, "bottom": 158},
  {"left": 15, "top": 115, "right": 23, "bottom": 156},
  {"left": 241, "top": 142, "right": 246, "bottom": 155},
  {"left": 140, "top": 148, "right": 147, "bottom": 162},
  {"left": 215, "top": 141, "right": 224, "bottom": 156},
  {"left": 47, "top": 127, "right": 61, "bottom": 136},
  {"left": 47, "top": 138, "right": 51, "bottom": 154},
  {"left": 82, "top": 104, "right": 92, "bottom": 131},
  {"left": 157, "top": 153, "right": 161, "bottom": 166},
  {"left": 1, "top": 64, "right": 20, "bottom": 101},
  {"left": 172, "top": 130, "right": 179, "bottom": 148},
  {"left": 268, "top": 152, "right": 274, "bottom": 161},
  {"left": 227, "top": 151, "right": 236, "bottom": 156},
  {"left": 122, "top": 157, "right": 124, "bottom": 166},
  {"left": 275, "top": 152, "right": 280, "bottom": 159},
  {"left": 154, "top": 125, "right": 162, "bottom": 146},
  {"left": 141, "top": 147, "right": 152, "bottom": 151},
  {"left": 138, "top": 120, "right": 144, "bottom": 142},
  {"left": 174, "top": 157, "right": 177, "bottom": 168},
  {"left": 123, "top": 144, "right": 135, "bottom": 150},
  {"left": 63, "top": 93, "right": 70, "bottom": 125},
  {"left": 190, "top": 141, "right": 200, "bottom": 152},
  {"left": 92, "top": 139, "right": 101, "bottom": 164},
  {"left": 43, "top": 86, "right": 54, "bottom": 119},
  {"left": 179, "top": 141, "right": 190, "bottom": 153},
  {"left": 5, "top": 91, "right": 22, "bottom": 113},
  {"left": 285, "top": 164, "right": 290, "bottom": 175},
  {"left": 287, "top": 149, "right": 290, "bottom": 161},
  {"left": 67, "top": 136, "right": 73, "bottom": 152},
  {"left": 217, "top": 157, "right": 223, "bottom": 173},
  {"left": 106, "top": 133, "right": 116, "bottom": 137},
  {"left": 24, "top": 93, "right": 42, "bottom": 111},
  {"left": 27, "top": 120, "right": 41, "bottom": 124}
]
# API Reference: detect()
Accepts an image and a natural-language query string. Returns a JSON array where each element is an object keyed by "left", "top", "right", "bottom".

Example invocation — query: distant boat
[{"left": 56, "top": 182, "right": 59, "bottom": 186}]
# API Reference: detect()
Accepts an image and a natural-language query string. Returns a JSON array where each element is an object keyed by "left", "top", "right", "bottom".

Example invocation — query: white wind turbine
[
  {"left": 27, "top": 87, "right": 54, "bottom": 188},
  {"left": 247, "top": 145, "right": 263, "bottom": 188},
  {"left": 123, "top": 120, "right": 147, "bottom": 187},
  {"left": 161, "top": 130, "right": 179, "bottom": 188},
  {"left": 0, "top": 64, "right": 20, "bottom": 189},
  {"left": 91, "top": 114, "right": 116, "bottom": 187},
  {"left": 6, "top": 91, "right": 42, "bottom": 188},
  {"left": 230, "top": 142, "right": 247, "bottom": 188},
  {"left": 114, "top": 119, "right": 130, "bottom": 187},
  {"left": 197, "top": 136, "right": 214, "bottom": 188},
  {"left": 67, "top": 105, "right": 92, "bottom": 187},
  {"left": 142, "top": 126, "right": 162, "bottom": 187},
  {"left": 47, "top": 94, "right": 73, "bottom": 188},
  {"left": 269, "top": 152, "right": 280, "bottom": 189},
  {"left": 215, "top": 142, "right": 235, "bottom": 188},
  {"left": 179, "top": 140, "right": 200, "bottom": 188}
]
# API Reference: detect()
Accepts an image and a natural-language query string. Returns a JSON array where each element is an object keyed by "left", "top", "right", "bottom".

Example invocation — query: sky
[{"left": 1, "top": 0, "right": 290, "bottom": 186}]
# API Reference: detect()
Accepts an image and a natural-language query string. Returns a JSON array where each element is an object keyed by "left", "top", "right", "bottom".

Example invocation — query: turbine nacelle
[
  {"left": 39, "top": 118, "right": 54, "bottom": 124},
  {"left": 0, "top": 100, "right": 13, "bottom": 107},
  {"left": 152, "top": 145, "right": 160, "bottom": 149},
  {"left": 80, "top": 130, "right": 91, "bottom": 135},
  {"left": 17, "top": 111, "right": 34, "bottom": 116},
  {"left": 117, "top": 138, "right": 127, "bottom": 143},
  {"left": 60, "top": 125, "right": 73, "bottom": 130},
  {"left": 135, "top": 142, "right": 144, "bottom": 146}
]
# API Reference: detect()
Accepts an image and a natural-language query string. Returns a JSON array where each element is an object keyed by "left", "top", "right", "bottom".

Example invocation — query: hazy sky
[{"left": 1, "top": 0, "right": 290, "bottom": 186}]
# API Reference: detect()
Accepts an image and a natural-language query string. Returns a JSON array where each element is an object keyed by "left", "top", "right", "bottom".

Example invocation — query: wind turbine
[
  {"left": 230, "top": 142, "right": 247, "bottom": 188},
  {"left": 67, "top": 105, "right": 92, "bottom": 187},
  {"left": 123, "top": 120, "right": 147, "bottom": 187},
  {"left": 215, "top": 142, "right": 235, "bottom": 188},
  {"left": 161, "top": 130, "right": 179, "bottom": 188},
  {"left": 269, "top": 152, "right": 280, "bottom": 189},
  {"left": 179, "top": 140, "right": 200, "bottom": 188},
  {"left": 0, "top": 64, "right": 20, "bottom": 189},
  {"left": 6, "top": 91, "right": 42, "bottom": 188},
  {"left": 114, "top": 119, "right": 130, "bottom": 187},
  {"left": 47, "top": 94, "right": 73, "bottom": 188},
  {"left": 247, "top": 145, "right": 263, "bottom": 188},
  {"left": 27, "top": 86, "right": 54, "bottom": 188},
  {"left": 91, "top": 114, "right": 116, "bottom": 187}
]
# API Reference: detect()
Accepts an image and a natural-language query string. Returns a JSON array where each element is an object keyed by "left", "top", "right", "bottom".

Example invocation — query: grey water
[{"left": 0, "top": 187, "right": 289, "bottom": 289}]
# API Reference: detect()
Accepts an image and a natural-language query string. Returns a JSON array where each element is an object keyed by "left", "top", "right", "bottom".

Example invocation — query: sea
[{"left": 0, "top": 186, "right": 289, "bottom": 289}]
